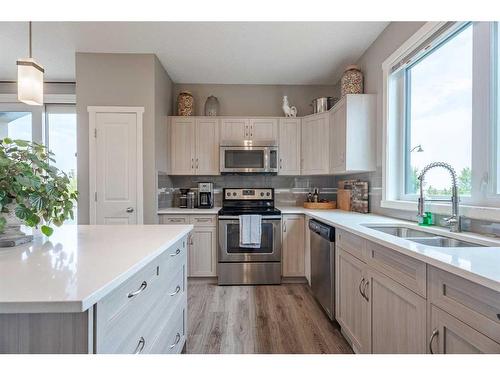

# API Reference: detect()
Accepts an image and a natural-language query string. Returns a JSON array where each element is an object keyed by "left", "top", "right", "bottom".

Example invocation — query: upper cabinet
[
  {"left": 220, "top": 118, "right": 249, "bottom": 142},
  {"left": 249, "top": 118, "right": 278, "bottom": 141},
  {"left": 301, "top": 112, "right": 330, "bottom": 175},
  {"left": 220, "top": 118, "right": 278, "bottom": 143},
  {"left": 278, "top": 118, "right": 301, "bottom": 175},
  {"left": 330, "top": 94, "right": 376, "bottom": 174},
  {"left": 169, "top": 117, "right": 219, "bottom": 175}
]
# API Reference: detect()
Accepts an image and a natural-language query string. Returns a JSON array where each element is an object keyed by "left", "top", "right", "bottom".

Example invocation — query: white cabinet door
[
  {"left": 330, "top": 102, "right": 346, "bottom": 173},
  {"left": 189, "top": 226, "right": 217, "bottom": 277},
  {"left": 368, "top": 269, "right": 426, "bottom": 353},
  {"left": 301, "top": 113, "right": 329, "bottom": 175},
  {"left": 278, "top": 118, "right": 301, "bottom": 175},
  {"left": 94, "top": 112, "right": 139, "bottom": 224},
  {"left": 336, "top": 248, "right": 370, "bottom": 353},
  {"left": 282, "top": 215, "right": 305, "bottom": 277},
  {"left": 195, "top": 118, "right": 219, "bottom": 175},
  {"left": 429, "top": 305, "right": 500, "bottom": 354},
  {"left": 170, "top": 117, "right": 195, "bottom": 175},
  {"left": 249, "top": 118, "right": 278, "bottom": 142},
  {"left": 220, "top": 118, "right": 249, "bottom": 142}
]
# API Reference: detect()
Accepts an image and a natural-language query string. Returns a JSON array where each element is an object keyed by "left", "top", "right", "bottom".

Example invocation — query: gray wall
[
  {"left": 76, "top": 52, "right": 173, "bottom": 225},
  {"left": 334, "top": 22, "right": 425, "bottom": 219},
  {"left": 173, "top": 83, "right": 339, "bottom": 117}
]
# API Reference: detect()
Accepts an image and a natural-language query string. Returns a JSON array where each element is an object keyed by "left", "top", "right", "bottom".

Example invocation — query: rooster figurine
[{"left": 282, "top": 96, "right": 297, "bottom": 117}]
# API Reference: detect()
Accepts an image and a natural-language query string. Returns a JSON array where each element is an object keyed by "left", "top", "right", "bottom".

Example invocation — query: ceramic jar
[
  {"left": 341, "top": 65, "right": 363, "bottom": 97},
  {"left": 177, "top": 91, "right": 194, "bottom": 116},
  {"left": 204, "top": 95, "right": 220, "bottom": 116}
]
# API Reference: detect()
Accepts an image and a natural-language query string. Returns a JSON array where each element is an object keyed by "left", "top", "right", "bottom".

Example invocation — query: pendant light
[{"left": 17, "top": 21, "right": 44, "bottom": 106}]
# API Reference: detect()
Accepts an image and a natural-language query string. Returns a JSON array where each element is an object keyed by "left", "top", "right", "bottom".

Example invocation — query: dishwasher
[{"left": 309, "top": 219, "right": 335, "bottom": 320}]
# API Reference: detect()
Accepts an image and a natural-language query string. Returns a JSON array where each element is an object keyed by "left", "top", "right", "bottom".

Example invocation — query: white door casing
[{"left": 88, "top": 106, "right": 144, "bottom": 225}]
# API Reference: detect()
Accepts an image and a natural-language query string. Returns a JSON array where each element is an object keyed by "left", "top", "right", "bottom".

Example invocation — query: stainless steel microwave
[{"left": 220, "top": 141, "right": 278, "bottom": 174}]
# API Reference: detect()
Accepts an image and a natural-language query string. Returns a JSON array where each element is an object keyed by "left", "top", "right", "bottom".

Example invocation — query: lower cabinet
[
  {"left": 160, "top": 214, "right": 217, "bottom": 277},
  {"left": 282, "top": 214, "right": 305, "bottom": 277},
  {"left": 335, "top": 248, "right": 371, "bottom": 353},
  {"left": 429, "top": 305, "right": 500, "bottom": 354},
  {"left": 189, "top": 226, "right": 217, "bottom": 277},
  {"left": 368, "top": 269, "right": 426, "bottom": 353}
]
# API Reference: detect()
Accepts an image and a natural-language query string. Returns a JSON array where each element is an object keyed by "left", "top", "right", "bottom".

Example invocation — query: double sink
[{"left": 364, "top": 225, "right": 486, "bottom": 248}]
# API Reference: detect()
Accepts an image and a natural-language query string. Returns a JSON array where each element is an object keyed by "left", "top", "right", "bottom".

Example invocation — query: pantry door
[{"left": 89, "top": 106, "right": 144, "bottom": 225}]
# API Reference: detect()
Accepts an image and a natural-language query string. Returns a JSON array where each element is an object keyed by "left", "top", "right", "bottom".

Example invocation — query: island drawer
[
  {"left": 148, "top": 299, "right": 186, "bottom": 354},
  {"left": 190, "top": 215, "right": 217, "bottom": 226},
  {"left": 160, "top": 215, "right": 189, "bottom": 224},
  {"left": 95, "top": 263, "right": 186, "bottom": 353},
  {"left": 336, "top": 229, "right": 367, "bottom": 261},
  {"left": 160, "top": 237, "right": 187, "bottom": 276},
  {"left": 366, "top": 240, "right": 426, "bottom": 297},
  {"left": 428, "top": 267, "right": 500, "bottom": 343}
]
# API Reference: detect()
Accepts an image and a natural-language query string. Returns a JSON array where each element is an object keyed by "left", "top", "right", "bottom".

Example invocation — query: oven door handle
[{"left": 218, "top": 215, "right": 282, "bottom": 220}]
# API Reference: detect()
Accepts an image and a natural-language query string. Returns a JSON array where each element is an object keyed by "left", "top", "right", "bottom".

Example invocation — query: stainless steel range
[{"left": 217, "top": 188, "right": 282, "bottom": 285}]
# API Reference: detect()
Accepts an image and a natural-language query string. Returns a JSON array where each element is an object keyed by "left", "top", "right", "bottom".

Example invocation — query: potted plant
[{"left": 0, "top": 138, "right": 78, "bottom": 246}]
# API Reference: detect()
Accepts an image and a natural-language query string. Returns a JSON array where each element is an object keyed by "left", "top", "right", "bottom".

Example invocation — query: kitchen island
[{"left": 0, "top": 224, "right": 192, "bottom": 354}]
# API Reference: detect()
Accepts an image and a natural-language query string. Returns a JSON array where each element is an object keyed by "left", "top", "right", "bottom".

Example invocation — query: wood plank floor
[{"left": 187, "top": 279, "right": 353, "bottom": 354}]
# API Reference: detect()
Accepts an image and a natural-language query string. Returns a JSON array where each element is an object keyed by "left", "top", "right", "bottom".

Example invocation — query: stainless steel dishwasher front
[{"left": 309, "top": 219, "right": 335, "bottom": 320}]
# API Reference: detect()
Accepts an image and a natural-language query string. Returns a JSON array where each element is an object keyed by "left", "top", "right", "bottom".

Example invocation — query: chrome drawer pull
[
  {"left": 134, "top": 336, "right": 145, "bottom": 354},
  {"left": 428, "top": 328, "right": 439, "bottom": 354},
  {"left": 170, "top": 285, "right": 181, "bottom": 296},
  {"left": 169, "top": 333, "right": 181, "bottom": 349},
  {"left": 196, "top": 218, "right": 211, "bottom": 222},
  {"left": 128, "top": 281, "right": 147, "bottom": 298},
  {"left": 170, "top": 249, "right": 181, "bottom": 257}
]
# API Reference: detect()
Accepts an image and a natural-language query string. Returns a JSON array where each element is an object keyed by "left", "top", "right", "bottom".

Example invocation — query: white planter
[{"left": 0, "top": 203, "right": 33, "bottom": 246}]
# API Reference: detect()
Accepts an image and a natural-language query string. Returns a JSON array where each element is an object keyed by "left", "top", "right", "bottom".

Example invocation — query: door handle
[
  {"left": 363, "top": 280, "right": 370, "bottom": 302},
  {"left": 359, "top": 278, "right": 366, "bottom": 298},
  {"left": 128, "top": 281, "right": 147, "bottom": 298},
  {"left": 428, "top": 328, "right": 439, "bottom": 354},
  {"left": 126, "top": 207, "right": 134, "bottom": 213},
  {"left": 169, "top": 285, "right": 181, "bottom": 296},
  {"left": 133, "top": 337, "right": 145, "bottom": 354}
]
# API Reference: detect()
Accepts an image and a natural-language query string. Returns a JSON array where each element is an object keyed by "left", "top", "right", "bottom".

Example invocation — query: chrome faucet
[{"left": 417, "top": 162, "right": 462, "bottom": 232}]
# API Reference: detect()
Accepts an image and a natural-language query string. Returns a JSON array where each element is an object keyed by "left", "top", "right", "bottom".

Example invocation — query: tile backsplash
[{"left": 159, "top": 174, "right": 337, "bottom": 208}]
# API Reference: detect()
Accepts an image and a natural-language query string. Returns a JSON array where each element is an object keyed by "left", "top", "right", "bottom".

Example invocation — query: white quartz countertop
[
  {"left": 278, "top": 207, "right": 500, "bottom": 292},
  {"left": 0, "top": 225, "right": 193, "bottom": 314},
  {"left": 157, "top": 207, "right": 221, "bottom": 214}
]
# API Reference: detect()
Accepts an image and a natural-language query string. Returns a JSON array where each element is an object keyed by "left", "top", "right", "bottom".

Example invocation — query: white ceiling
[{"left": 0, "top": 22, "right": 388, "bottom": 84}]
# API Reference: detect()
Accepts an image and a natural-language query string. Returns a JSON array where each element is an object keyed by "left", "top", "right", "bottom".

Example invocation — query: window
[
  {"left": 404, "top": 24, "right": 473, "bottom": 198},
  {"left": 45, "top": 105, "right": 78, "bottom": 224},
  {"left": 382, "top": 22, "right": 500, "bottom": 221},
  {"left": 0, "top": 112, "right": 32, "bottom": 141}
]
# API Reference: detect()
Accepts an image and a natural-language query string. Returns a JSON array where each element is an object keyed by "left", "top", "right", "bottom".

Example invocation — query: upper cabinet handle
[
  {"left": 363, "top": 280, "right": 370, "bottom": 302},
  {"left": 359, "top": 278, "right": 365, "bottom": 298},
  {"left": 128, "top": 281, "right": 147, "bottom": 298}
]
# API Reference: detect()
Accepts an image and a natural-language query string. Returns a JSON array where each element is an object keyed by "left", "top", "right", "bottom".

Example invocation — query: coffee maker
[{"left": 198, "top": 182, "right": 214, "bottom": 209}]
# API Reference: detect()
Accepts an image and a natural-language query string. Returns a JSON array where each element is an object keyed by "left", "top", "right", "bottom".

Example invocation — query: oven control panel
[{"left": 223, "top": 188, "right": 273, "bottom": 200}]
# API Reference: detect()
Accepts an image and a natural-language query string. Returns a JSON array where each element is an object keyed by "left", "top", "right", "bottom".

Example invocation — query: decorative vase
[
  {"left": 0, "top": 203, "right": 33, "bottom": 247},
  {"left": 204, "top": 95, "right": 220, "bottom": 116},
  {"left": 177, "top": 91, "right": 194, "bottom": 116},
  {"left": 341, "top": 65, "right": 364, "bottom": 97}
]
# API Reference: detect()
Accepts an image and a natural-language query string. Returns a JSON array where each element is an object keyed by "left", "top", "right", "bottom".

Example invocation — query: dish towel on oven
[{"left": 239, "top": 215, "right": 262, "bottom": 248}]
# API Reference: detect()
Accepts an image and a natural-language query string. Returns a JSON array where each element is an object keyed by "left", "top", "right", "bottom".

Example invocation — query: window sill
[{"left": 380, "top": 199, "right": 500, "bottom": 222}]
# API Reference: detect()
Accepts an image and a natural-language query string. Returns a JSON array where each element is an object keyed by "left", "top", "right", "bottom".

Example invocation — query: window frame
[{"left": 381, "top": 21, "right": 500, "bottom": 222}]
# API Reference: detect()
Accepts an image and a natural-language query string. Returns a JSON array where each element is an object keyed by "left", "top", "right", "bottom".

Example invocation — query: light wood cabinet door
[
  {"left": 429, "top": 305, "right": 500, "bottom": 354},
  {"left": 195, "top": 118, "right": 219, "bottom": 175},
  {"left": 282, "top": 215, "right": 305, "bottom": 277},
  {"left": 189, "top": 226, "right": 217, "bottom": 277},
  {"left": 220, "top": 118, "right": 249, "bottom": 142},
  {"left": 170, "top": 117, "right": 195, "bottom": 175},
  {"left": 330, "top": 101, "right": 346, "bottom": 173},
  {"left": 249, "top": 118, "right": 278, "bottom": 141},
  {"left": 368, "top": 269, "right": 426, "bottom": 353},
  {"left": 278, "top": 118, "right": 301, "bottom": 175},
  {"left": 301, "top": 113, "right": 329, "bottom": 175},
  {"left": 336, "top": 248, "right": 370, "bottom": 353}
]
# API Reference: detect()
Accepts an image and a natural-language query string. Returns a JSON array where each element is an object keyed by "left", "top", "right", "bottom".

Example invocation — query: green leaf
[
  {"left": 15, "top": 205, "right": 31, "bottom": 220},
  {"left": 3, "top": 137, "right": 13, "bottom": 144},
  {"left": 13, "top": 139, "right": 30, "bottom": 147},
  {"left": 41, "top": 225, "right": 54, "bottom": 236},
  {"left": 0, "top": 216, "right": 6, "bottom": 233},
  {"left": 29, "top": 194, "right": 44, "bottom": 211}
]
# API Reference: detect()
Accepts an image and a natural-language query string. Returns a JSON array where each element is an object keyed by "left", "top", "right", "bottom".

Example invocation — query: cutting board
[{"left": 337, "top": 189, "right": 351, "bottom": 211}]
